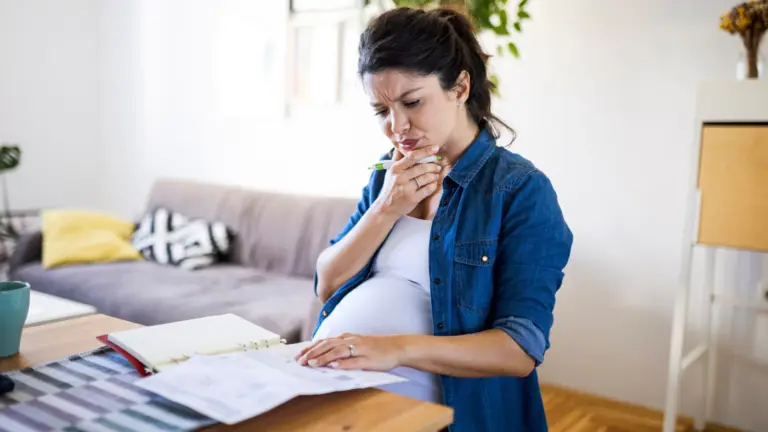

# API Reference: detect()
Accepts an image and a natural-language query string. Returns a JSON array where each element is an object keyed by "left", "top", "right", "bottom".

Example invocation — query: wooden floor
[{"left": 542, "top": 384, "right": 740, "bottom": 432}]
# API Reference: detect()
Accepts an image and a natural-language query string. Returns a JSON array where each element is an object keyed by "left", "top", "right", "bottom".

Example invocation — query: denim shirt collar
[{"left": 445, "top": 126, "right": 497, "bottom": 188}]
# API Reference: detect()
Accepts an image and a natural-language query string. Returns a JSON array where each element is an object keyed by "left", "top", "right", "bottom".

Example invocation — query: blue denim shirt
[{"left": 313, "top": 127, "right": 573, "bottom": 431}]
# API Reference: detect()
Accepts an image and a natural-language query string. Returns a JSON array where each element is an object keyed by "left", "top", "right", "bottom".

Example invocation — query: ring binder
[{"left": 97, "top": 314, "right": 286, "bottom": 375}]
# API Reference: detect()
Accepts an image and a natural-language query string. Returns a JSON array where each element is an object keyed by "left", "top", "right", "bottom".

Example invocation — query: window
[{"left": 286, "top": 1, "right": 366, "bottom": 116}]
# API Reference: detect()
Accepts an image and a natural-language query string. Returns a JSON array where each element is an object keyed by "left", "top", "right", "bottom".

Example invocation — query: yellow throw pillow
[{"left": 42, "top": 209, "right": 141, "bottom": 269}]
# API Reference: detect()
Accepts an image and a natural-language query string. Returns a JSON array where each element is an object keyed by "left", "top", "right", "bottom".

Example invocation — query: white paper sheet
[{"left": 134, "top": 342, "right": 407, "bottom": 425}]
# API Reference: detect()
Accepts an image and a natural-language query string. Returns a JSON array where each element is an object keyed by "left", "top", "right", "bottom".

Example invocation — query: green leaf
[
  {"left": 518, "top": 10, "right": 531, "bottom": 19},
  {"left": 0, "top": 145, "right": 21, "bottom": 172},
  {"left": 520, "top": 0, "right": 528, "bottom": 7},
  {"left": 499, "top": 10, "right": 508, "bottom": 28},
  {"left": 489, "top": 74, "right": 500, "bottom": 96},
  {"left": 514, "top": 21, "right": 522, "bottom": 32},
  {"left": 497, "top": 45, "right": 503, "bottom": 56},
  {"left": 507, "top": 42, "right": 519, "bottom": 58}
]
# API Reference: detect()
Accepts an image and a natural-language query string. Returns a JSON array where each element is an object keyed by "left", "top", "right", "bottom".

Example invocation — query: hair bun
[{"left": 429, "top": 8, "right": 488, "bottom": 64}]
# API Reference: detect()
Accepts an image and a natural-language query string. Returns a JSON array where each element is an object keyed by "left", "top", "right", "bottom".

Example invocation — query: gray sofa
[{"left": 9, "top": 179, "right": 358, "bottom": 343}]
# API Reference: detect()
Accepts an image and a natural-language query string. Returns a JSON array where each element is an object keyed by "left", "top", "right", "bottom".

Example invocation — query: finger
[
  {"left": 404, "top": 172, "right": 439, "bottom": 194},
  {"left": 309, "top": 345, "right": 354, "bottom": 368},
  {"left": 295, "top": 340, "right": 323, "bottom": 361},
  {"left": 412, "top": 172, "right": 440, "bottom": 189},
  {"left": 391, "top": 146, "right": 404, "bottom": 161},
  {"left": 394, "top": 145, "right": 439, "bottom": 171},
  {"left": 329, "top": 357, "right": 369, "bottom": 370},
  {"left": 298, "top": 338, "right": 344, "bottom": 365},
  {"left": 401, "top": 162, "right": 441, "bottom": 181},
  {"left": 419, "top": 181, "right": 439, "bottom": 198}
]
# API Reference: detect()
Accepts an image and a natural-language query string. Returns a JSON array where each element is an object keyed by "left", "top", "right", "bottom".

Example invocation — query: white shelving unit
[{"left": 663, "top": 80, "right": 768, "bottom": 432}]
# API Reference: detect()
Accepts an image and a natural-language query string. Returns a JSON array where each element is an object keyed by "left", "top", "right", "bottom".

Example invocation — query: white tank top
[{"left": 313, "top": 215, "right": 442, "bottom": 404}]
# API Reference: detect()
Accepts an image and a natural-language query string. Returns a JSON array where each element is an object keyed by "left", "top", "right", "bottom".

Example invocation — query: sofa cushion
[
  {"left": 132, "top": 207, "right": 232, "bottom": 270},
  {"left": 41, "top": 209, "right": 141, "bottom": 269},
  {"left": 143, "top": 179, "right": 358, "bottom": 279},
  {"left": 13, "top": 261, "right": 317, "bottom": 343}
]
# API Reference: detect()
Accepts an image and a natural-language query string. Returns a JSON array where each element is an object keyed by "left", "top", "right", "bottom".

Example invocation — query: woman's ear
[{"left": 454, "top": 70, "right": 471, "bottom": 104}]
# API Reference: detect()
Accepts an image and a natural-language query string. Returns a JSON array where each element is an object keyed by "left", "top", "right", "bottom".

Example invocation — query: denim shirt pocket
[{"left": 453, "top": 238, "right": 497, "bottom": 313}]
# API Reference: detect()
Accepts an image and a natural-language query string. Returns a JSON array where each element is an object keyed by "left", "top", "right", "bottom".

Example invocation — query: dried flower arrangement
[{"left": 720, "top": 0, "right": 768, "bottom": 78}]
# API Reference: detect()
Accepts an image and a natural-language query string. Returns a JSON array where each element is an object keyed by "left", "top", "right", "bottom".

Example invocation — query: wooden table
[{"left": 0, "top": 314, "right": 453, "bottom": 432}]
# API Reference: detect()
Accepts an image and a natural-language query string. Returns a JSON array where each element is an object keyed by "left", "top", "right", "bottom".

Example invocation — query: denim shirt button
[
  {"left": 322, "top": 310, "right": 328, "bottom": 317},
  {"left": 432, "top": 234, "right": 440, "bottom": 241},
  {"left": 433, "top": 277, "right": 441, "bottom": 284},
  {"left": 437, "top": 323, "right": 444, "bottom": 330}
]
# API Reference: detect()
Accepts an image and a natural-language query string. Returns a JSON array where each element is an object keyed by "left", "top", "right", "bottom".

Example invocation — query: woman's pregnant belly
[
  {"left": 314, "top": 275, "right": 434, "bottom": 339},
  {"left": 313, "top": 275, "right": 442, "bottom": 403}
]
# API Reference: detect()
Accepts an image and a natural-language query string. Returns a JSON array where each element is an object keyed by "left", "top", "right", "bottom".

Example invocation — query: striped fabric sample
[{"left": 0, "top": 346, "right": 217, "bottom": 431}]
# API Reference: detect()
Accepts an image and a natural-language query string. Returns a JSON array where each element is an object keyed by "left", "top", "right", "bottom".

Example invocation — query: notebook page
[
  {"left": 135, "top": 343, "right": 407, "bottom": 425},
  {"left": 107, "top": 314, "right": 282, "bottom": 371}
]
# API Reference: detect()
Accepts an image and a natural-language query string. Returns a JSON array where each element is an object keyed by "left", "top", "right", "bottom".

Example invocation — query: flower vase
[{"left": 737, "top": 49, "right": 764, "bottom": 79}]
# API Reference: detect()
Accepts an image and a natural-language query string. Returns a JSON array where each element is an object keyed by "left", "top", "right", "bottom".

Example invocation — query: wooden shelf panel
[{"left": 696, "top": 124, "right": 768, "bottom": 252}]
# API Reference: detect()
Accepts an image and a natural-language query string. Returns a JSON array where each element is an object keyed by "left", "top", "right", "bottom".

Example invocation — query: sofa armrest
[{"left": 8, "top": 231, "right": 42, "bottom": 275}]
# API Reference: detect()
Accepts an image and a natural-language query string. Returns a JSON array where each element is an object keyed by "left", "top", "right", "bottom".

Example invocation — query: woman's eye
[
  {"left": 374, "top": 109, "right": 387, "bottom": 117},
  {"left": 404, "top": 100, "right": 420, "bottom": 108}
]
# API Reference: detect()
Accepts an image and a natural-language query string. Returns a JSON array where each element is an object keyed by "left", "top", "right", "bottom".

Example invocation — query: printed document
[{"left": 134, "top": 342, "right": 407, "bottom": 425}]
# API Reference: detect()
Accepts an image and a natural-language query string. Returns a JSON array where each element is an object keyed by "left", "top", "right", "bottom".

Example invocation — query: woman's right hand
[{"left": 374, "top": 145, "right": 442, "bottom": 218}]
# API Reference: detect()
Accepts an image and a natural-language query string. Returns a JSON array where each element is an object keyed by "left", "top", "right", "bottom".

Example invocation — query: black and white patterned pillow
[{"left": 131, "top": 208, "right": 232, "bottom": 270}]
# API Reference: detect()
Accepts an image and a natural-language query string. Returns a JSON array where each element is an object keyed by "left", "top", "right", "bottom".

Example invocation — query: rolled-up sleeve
[
  {"left": 492, "top": 170, "right": 573, "bottom": 363},
  {"left": 494, "top": 316, "right": 547, "bottom": 365}
]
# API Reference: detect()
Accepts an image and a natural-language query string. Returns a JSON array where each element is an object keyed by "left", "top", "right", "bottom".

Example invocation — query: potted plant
[
  {"left": 720, "top": 0, "right": 768, "bottom": 79},
  {"left": 0, "top": 144, "right": 21, "bottom": 241}
]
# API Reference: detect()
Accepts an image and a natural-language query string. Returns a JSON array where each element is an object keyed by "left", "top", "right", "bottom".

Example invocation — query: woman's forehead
[{"left": 363, "top": 70, "right": 439, "bottom": 101}]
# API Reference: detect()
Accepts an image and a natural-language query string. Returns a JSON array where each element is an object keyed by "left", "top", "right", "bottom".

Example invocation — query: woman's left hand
[{"left": 294, "top": 333, "right": 407, "bottom": 371}]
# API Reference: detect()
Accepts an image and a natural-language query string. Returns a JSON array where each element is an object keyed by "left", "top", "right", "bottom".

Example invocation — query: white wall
[
  {"left": 98, "top": 0, "right": 143, "bottom": 218},
  {"left": 0, "top": 0, "right": 105, "bottom": 212},
  {"left": 492, "top": 1, "right": 767, "bottom": 430}
]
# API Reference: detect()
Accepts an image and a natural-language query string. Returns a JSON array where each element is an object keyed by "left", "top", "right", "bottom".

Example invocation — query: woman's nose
[{"left": 390, "top": 110, "right": 409, "bottom": 135}]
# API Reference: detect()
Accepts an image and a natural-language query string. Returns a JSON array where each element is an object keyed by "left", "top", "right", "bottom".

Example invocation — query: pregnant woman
[{"left": 296, "top": 6, "right": 573, "bottom": 431}]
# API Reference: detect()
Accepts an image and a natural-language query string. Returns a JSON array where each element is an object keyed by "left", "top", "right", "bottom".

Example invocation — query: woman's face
[{"left": 363, "top": 69, "right": 463, "bottom": 157}]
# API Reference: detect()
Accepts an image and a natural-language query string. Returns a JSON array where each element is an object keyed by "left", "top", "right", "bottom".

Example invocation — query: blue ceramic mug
[{"left": 0, "top": 281, "right": 30, "bottom": 358}]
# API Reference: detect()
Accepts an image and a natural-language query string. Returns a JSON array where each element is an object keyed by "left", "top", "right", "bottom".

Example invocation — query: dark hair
[{"left": 357, "top": 6, "right": 515, "bottom": 146}]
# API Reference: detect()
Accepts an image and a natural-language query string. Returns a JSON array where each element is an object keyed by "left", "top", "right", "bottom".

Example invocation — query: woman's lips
[{"left": 398, "top": 139, "right": 420, "bottom": 151}]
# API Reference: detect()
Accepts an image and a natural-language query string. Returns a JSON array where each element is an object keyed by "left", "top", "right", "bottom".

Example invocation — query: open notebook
[{"left": 98, "top": 314, "right": 284, "bottom": 375}]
